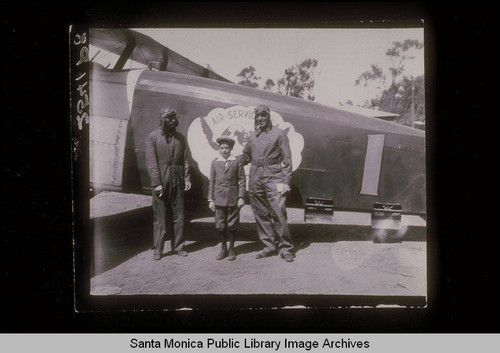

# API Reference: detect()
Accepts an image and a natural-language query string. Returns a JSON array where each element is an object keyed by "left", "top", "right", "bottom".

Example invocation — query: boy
[{"left": 208, "top": 136, "right": 246, "bottom": 260}]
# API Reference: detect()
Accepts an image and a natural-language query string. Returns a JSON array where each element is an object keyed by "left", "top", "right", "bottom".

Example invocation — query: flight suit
[
  {"left": 241, "top": 125, "right": 294, "bottom": 256},
  {"left": 145, "top": 128, "right": 190, "bottom": 256},
  {"left": 208, "top": 155, "right": 246, "bottom": 232}
]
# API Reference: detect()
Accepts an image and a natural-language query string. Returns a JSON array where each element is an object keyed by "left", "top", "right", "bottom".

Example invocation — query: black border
[
  {"left": 2, "top": 2, "right": 499, "bottom": 333},
  {"left": 74, "top": 23, "right": 427, "bottom": 314}
]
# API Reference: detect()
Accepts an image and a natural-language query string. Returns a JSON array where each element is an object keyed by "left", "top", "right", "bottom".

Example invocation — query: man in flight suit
[
  {"left": 241, "top": 105, "right": 295, "bottom": 262},
  {"left": 145, "top": 107, "right": 191, "bottom": 260}
]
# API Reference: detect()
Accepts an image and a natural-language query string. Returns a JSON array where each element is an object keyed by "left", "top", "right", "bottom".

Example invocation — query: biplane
[{"left": 88, "top": 28, "right": 426, "bottom": 226}]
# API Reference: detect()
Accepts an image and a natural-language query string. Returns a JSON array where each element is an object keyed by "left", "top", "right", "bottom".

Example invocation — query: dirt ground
[{"left": 89, "top": 192, "right": 427, "bottom": 304}]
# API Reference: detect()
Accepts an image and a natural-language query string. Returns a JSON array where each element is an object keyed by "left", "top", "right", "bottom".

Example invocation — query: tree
[
  {"left": 339, "top": 100, "right": 354, "bottom": 107},
  {"left": 236, "top": 65, "right": 261, "bottom": 88},
  {"left": 355, "top": 64, "right": 384, "bottom": 88},
  {"left": 373, "top": 75, "right": 425, "bottom": 127},
  {"left": 276, "top": 58, "right": 318, "bottom": 101},
  {"left": 355, "top": 64, "right": 385, "bottom": 105},
  {"left": 395, "top": 75, "right": 424, "bottom": 126},
  {"left": 385, "top": 39, "right": 423, "bottom": 85},
  {"left": 263, "top": 79, "right": 275, "bottom": 90},
  {"left": 236, "top": 58, "right": 318, "bottom": 101},
  {"left": 352, "top": 39, "right": 424, "bottom": 126}
]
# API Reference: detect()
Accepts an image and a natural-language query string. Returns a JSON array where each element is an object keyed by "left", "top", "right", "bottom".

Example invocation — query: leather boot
[
  {"left": 216, "top": 230, "right": 228, "bottom": 260},
  {"left": 227, "top": 229, "right": 236, "bottom": 261}
]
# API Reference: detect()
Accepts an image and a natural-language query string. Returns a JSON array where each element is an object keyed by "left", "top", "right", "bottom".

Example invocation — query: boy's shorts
[{"left": 215, "top": 206, "right": 240, "bottom": 231}]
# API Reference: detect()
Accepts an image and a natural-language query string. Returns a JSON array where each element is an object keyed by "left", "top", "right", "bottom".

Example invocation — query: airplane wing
[
  {"left": 336, "top": 105, "right": 399, "bottom": 121},
  {"left": 90, "top": 28, "right": 231, "bottom": 82}
]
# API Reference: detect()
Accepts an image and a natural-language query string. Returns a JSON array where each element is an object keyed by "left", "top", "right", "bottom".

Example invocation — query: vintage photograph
[{"left": 77, "top": 26, "right": 426, "bottom": 307}]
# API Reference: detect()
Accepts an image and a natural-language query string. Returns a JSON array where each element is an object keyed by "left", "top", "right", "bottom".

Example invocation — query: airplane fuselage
[{"left": 90, "top": 64, "right": 425, "bottom": 215}]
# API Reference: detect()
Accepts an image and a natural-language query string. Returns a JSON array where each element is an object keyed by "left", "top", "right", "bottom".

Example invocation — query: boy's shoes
[
  {"left": 228, "top": 249, "right": 236, "bottom": 261},
  {"left": 216, "top": 250, "right": 228, "bottom": 260},
  {"left": 281, "top": 253, "right": 294, "bottom": 262},
  {"left": 255, "top": 251, "right": 275, "bottom": 259},
  {"left": 153, "top": 253, "right": 162, "bottom": 261},
  {"left": 174, "top": 250, "right": 188, "bottom": 257}
]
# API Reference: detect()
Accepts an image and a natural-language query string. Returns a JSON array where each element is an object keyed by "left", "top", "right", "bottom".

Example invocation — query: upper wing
[{"left": 90, "top": 28, "right": 231, "bottom": 82}]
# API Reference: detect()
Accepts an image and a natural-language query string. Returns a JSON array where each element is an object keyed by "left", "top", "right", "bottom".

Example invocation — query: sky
[{"left": 120, "top": 28, "right": 425, "bottom": 107}]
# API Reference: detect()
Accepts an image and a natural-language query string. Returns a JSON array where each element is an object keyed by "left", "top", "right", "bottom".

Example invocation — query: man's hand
[
  {"left": 276, "top": 183, "right": 291, "bottom": 194},
  {"left": 154, "top": 185, "right": 163, "bottom": 198},
  {"left": 237, "top": 198, "right": 245, "bottom": 208},
  {"left": 184, "top": 181, "right": 191, "bottom": 191},
  {"left": 208, "top": 200, "right": 215, "bottom": 212}
]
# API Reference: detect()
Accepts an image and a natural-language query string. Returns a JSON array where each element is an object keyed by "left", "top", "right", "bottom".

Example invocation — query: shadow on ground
[{"left": 91, "top": 205, "right": 426, "bottom": 277}]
